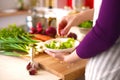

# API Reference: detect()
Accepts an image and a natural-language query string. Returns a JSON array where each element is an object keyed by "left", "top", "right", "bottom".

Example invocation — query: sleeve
[{"left": 76, "top": 0, "right": 120, "bottom": 58}]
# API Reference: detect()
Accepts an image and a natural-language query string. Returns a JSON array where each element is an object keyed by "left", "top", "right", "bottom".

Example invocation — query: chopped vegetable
[
  {"left": 45, "top": 38, "right": 75, "bottom": 49},
  {"left": 78, "top": 20, "right": 93, "bottom": 28}
]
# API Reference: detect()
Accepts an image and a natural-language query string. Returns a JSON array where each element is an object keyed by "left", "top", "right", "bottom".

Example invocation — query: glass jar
[
  {"left": 72, "top": 0, "right": 85, "bottom": 11},
  {"left": 26, "top": 8, "right": 47, "bottom": 32}
]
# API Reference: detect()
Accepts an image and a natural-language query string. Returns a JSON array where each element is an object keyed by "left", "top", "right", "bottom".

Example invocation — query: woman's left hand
[
  {"left": 44, "top": 50, "right": 68, "bottom": 61},
  {"left": 45, "top": 50, "right": 81, "bottom": 63}
]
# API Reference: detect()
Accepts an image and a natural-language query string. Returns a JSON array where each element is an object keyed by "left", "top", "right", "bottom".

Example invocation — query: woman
[{"left": 45, "top": 0, "right": 120, "bottom": 80}]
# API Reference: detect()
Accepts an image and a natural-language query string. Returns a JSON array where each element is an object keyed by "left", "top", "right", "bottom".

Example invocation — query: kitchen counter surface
[
  {"left": 0, "top": 26, "right": 88, "bottom": 80},
  {"left": 0, "top": 10, "right": 30, "bottom": 17},
  {"left": 0, "top": 54, "right": 60, "bottom": 80},
  {"left": 0, "top": 52, "right": 86, "bottom": 80}
]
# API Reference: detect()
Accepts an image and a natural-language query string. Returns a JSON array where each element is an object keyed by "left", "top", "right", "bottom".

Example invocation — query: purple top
[{"left": 76, "top": 0, "right": 120, "bottom": 58}]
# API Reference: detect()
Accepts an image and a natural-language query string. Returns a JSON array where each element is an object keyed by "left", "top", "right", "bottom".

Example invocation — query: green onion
[{"left": 0, "top": 24, "right": 38, "bottom": 56}]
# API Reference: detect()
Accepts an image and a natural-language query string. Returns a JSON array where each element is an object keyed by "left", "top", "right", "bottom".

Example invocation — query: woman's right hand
[
  {"left": 57, "top": 14, "right": 80, "bottom": 36},
  {"left": 57, "top": 9, "right": 94, "bottom": 36}
]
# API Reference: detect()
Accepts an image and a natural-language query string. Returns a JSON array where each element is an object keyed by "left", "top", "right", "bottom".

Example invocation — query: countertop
[
  {"left": 0, "top": 22, "right": 89, "bottom": 80},
  {"left": 0, "top": 10, "right": 30, "bottom": 17},
  {"left": 0, "top": 54, "right": 60, "bottom": 80}
]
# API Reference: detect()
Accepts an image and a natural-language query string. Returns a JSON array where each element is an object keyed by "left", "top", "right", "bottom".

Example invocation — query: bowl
[{"left": 44, "top": 38, "right": 79, "bottom": 53}]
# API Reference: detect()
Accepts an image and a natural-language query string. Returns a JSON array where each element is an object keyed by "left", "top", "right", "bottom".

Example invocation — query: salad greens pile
[
  {"left": 78, "top": 20, "right": 93, "bottom": 28},
  {"left": 45, "top": 38, "right": 75, "bottom": 49},
  {"left": 0, "top": 24, "right": 38, "bottom": 56}
]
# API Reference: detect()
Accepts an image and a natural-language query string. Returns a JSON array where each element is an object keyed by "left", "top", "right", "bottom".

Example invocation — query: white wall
[
  {"left": 0, "top": 0, "right": 67, "bottom": 11},
  {"left": 0, "top": 0, "right": 18, "bottom": 10},
  {"left": 0, "top": 0, "right": 31, "bottom": 11},
  {"left": 0, "top": 15, "right": 27, "bottom": 28}
]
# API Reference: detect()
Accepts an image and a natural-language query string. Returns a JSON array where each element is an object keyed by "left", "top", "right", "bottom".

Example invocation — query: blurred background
[
  {"left": 0, "top": 0, "right": 93, "bottom": 10},
  {"left": 0, "top": 0, "right": 93, "bottom": 28}
]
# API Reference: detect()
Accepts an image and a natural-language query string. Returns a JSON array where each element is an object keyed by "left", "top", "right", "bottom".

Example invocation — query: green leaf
[
  {"left": 78, "top": 20, "right": 93, "bottom": 28},
  {"left": 0, "top": 51, "right": 22, "bottom": 57},
  {"left": 0, "top": 24, "right": 37, "bottom": 55},
  {"left": 45, "top": 38, "right": 75, "bottom": 49}
]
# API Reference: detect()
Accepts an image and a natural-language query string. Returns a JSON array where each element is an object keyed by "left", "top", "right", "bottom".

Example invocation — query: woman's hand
[
  {"left": 44, "top": 50, "right": 67, "bottom": 61},
  {"left": 57, "top": 14, "right": 80, "bottom": 36},
  {"left": 57, "top": 9, "right": 94, "bottom": 36},
  {"left": 45, "top": 50, "right": 81, "bottom": 63}
]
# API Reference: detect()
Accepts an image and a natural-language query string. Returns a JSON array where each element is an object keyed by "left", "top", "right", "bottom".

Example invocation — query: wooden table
[{"left": 34, "top": 53, "right": 88, "bottom": 80}]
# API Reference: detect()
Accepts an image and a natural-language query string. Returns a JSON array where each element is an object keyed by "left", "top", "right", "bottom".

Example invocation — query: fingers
[
  {"left": 60, "top": 23, "right": 71, "bottom": 36},
  {"left": 57, "top": 19, "right": 67, "bottom": 36},
  {"left": 57, "top": 16, "right": 72, "bottom": 36},
  {"left": 44, "top": 50, "right": 65, "bottom": 61},
  {"left": 57, "top": 24, "right": 71, "bottom": 36},
  {"left": 44, "top": 50, "right": 56, "bottom": 57}
]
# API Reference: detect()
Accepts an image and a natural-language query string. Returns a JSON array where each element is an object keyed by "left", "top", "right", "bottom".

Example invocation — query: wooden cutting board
[{"left": 34, "top": 53, "right": 88, "bottom": 80}]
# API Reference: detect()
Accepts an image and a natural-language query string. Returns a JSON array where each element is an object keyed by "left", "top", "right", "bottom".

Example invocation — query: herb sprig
[{"left": 0, "top": 24, "right": 37, "bottom": 56}]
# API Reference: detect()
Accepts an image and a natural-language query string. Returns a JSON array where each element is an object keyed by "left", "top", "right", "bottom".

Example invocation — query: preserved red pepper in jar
[{"left": 85, "top": 0, "right": 94, "bottom": 9}]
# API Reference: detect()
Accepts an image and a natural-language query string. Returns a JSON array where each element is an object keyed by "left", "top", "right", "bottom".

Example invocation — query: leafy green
[
  {"left": 45, "top": 38, "right": 75, "bottom": 49},
  {"left": 0, "top": 51, "right": 22, "bottom": 57},
  {"left": 0, "top": 24, "right": 38, "bottom": 55},
  {"left": 78, "top": 20, "right": 93, "bottom": 28}
]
